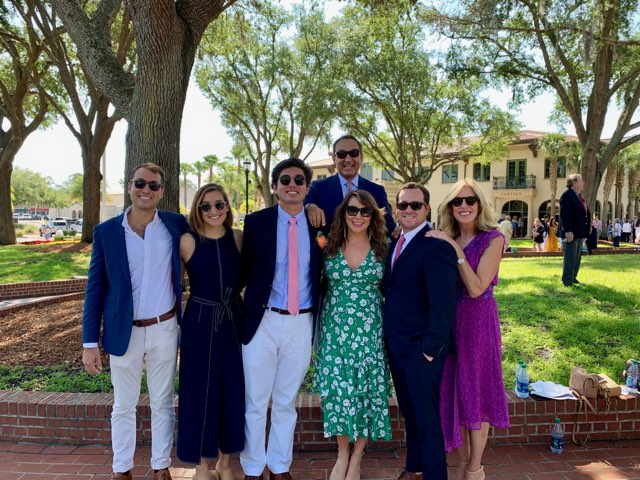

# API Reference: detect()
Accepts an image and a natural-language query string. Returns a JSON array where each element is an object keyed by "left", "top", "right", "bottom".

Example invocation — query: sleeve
[
  {"left": 419, "top": 239, "right": 458, "bottom": 358},
  {"left": 559, "top": 192, "right": 574, "bottom": 235},
  {"left": 304, "top": 179, "right": 320, "bottom": 206},
  {"left": 239, "top": 214, "right": 255, "bottom": 289},
  {"left": 82, "top": 226, "right": 108, "bottom": 345}
]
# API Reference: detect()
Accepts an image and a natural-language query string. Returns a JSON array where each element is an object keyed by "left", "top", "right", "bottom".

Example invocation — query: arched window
[{"left": 501, "top": 201, "right": 529, "bottom": 237}]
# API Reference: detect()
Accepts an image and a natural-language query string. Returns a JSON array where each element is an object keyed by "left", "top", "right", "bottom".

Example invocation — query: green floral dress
[{"left": 313, "top": 249, "right": 392, "bottom": 441}]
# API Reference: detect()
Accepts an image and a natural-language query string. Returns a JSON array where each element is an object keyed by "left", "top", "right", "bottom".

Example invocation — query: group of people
[
  {"left": 607, "top": 216, "right": 640, "bottom": 249},
  {"left": 81, "top": 135, "right": 509, "bottom": 480}
]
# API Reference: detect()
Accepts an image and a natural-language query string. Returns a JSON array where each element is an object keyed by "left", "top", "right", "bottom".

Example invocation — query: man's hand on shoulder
[
  {"left": 82, "top": 347, "right": 103, "bottom": 375},
  {"left": 305, "top": 203, "right": 326, "bottom": 228}
]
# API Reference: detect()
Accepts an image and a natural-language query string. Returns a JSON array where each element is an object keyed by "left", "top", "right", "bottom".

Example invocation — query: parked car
[
  {"left": 71, "top": 219, "right": 83, "bottom": 233},
  {"left": 20, "top": 213, "right": 32, "bottom": 220},
  {"left": 13, "top": 213, "right": 20, "bottom": 221}
]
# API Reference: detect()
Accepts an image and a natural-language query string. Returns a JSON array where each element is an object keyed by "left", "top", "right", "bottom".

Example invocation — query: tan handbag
[
  {"left": 569, "top": 367, "right": 599, "bottom": 399},
  {"left": 597, "top": 373, "right": 622, "bottom": 398}
]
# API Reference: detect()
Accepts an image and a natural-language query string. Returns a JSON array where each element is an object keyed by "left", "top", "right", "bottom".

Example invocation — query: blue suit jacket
[
  {"left": 240, "top": 205, "right": 324, "bottom": 345},
  {"left": 383, "top": 225, "right": 458, "bottom": 364},
  {"left": 305, "top": 174, "right": 396, "bottom": 234},
  {"left": 82, "top": 210, "right": 189, "bottom": 356},
  {"left": 559, "top": 188, "right": 590, "bottom": 239}
]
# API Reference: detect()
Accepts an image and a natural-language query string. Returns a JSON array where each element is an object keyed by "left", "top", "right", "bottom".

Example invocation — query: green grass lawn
[
  {"left": 0, "top": 246, "right": 638, "bottom": 392},
  {"left": 0, "top": 242, "right": 91, "bottom": 284}
]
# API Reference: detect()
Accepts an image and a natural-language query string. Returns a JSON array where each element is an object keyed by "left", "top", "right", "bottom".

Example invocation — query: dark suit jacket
[
  {"left": 240, "top": 205, "right": 324, "bottom": 345},
  {"left": 82, "top": 211, "right": 189, "bottom": 356},
  {"left": 383, "top": 225, "right": 458, "bottom": 364},
  {"left": 305, "top": 174, "right": 396, "bottom": 234},
  {"left": 559, "top": 188, "right": 590, "bottom": 239}
]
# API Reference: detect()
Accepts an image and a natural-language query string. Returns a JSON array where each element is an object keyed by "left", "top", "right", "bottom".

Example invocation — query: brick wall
[
  {"left": 0, "top": 390, "right": 637, "bottom": 448},
  {"left": 0, "top": 279, "right": 87, "bottom": 300}
]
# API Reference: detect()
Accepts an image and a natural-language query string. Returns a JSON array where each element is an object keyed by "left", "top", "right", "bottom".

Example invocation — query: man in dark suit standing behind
[
  {"left": 383, "top": 183, "right": 458, "bottom": 480},
  {"left": 559, "top": 173, "right": 590, "bottom": 286},
  {"left": 82, "top": 162, "right": 188, "bottom": 480},
  {"left": 305, "top": 135, "right": 396, "bottom": 233},
  {"left": 240, "top": 158, "right": 323, "bottom": 480}
]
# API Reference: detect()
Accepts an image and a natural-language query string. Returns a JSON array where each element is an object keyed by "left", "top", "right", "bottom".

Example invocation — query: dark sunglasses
[
  {"left": 131, "top": 178, "right": 163, "bottom": 191},
  {"left": 198, "top": 200, "right": 227, "bottom": 212},
  {"left": 279, "top": 174, "right": 306, "bottom": 186},
  {"left": 335, "top": 149, "right": 360, "bottom": 159},
  {"left": 345, "top": 206, "right": 373, "bottom": 217},
  {"left": 396, "top": 201, "right": 425, "bottom": 211},
  {"left": 450, "top": 196, "right": 479, "bottom": 207}
]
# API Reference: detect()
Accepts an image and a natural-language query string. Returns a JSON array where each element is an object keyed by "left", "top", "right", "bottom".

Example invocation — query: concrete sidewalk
[{"left": 0, "top": 439, "right": 639, "bottom": 479}]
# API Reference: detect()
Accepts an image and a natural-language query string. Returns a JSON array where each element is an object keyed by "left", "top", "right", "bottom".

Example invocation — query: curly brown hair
[{"left": 326, "top": 190, "right": 388, "bottom": 261}]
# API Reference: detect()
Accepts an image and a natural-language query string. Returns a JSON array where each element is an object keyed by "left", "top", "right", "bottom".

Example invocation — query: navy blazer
[
  {"left": 240, "top": 205, "right": 323, "bottom": 345},
  {"left": 82, "top": 211, "right": 189, "bottom": 356},
  {"left": 383, "top": 225, "right": 458, "bottom": 364},
  {"left": 559, "top": 188, "right": 591, "bottom": 239},
  {"left": 305, "top": 174, "right": 396, "bottom": 234}
]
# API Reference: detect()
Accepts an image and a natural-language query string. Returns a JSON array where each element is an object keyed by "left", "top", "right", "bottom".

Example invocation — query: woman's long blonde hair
[{"left": 438, "top": 178, "right": 498, "bottom": 238}]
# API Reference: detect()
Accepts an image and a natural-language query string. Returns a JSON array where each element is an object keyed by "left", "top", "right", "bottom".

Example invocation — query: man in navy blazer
[
  {"left": 383, "top": 183, "right": 458, "bottom": 480},
  {"left": 82, "top": 163, "right": 188, "bottom": 480},
  {"left": 305, "top": 135, "right": 396, "bottom": 234},
  {"left": 559, "top": 173, "right": 590, "bottom": 286},
  {"left": 240, "top": 158, "right": 323, "bottom": 480}
]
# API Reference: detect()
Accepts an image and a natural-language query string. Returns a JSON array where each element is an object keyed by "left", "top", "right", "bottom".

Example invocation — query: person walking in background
[
  {"left": 531, "top": 218, "right": 544, "bottom": 252},
  {"left": 612, "top": 218, "right": 622, "bottom": 250},
  {"left": 607, "top": 219, "right": 613, "bottom": 242},
  {"left": 304, "top": 135, "right": 395, "bottom": 234},
  {"left": 592, "top": 214, "right": 602, "bottom": 239},
  {"left": 82, "top": 163, "right": 188, "bottom": 480},
  {"left": 622, "top": 218, "right": 632, "bottom": 243},
  {"left": 559, "top": 174, "right": 590, "bottom": 286},
  {"left": 511, "top": 216, "right": 519, "bottom": 238},
  {"left": 497, "top": 215, "right": 512, "bottom": 252},
  {"left": 427, "top": 178, "right": 510, "bottom": 480},
  {"left": 313, "top": 191, "right": 392, "bottom": 480},
  {"left": 384, "top": 183, "right": 458, "bottom": 480},
  {"left": 546, "top": 217, "right": 560, "bottom": 252},
  {"left": 239, "top": 158, "right": 323, "bottom": 480},
  {"left": 176, "top": 184, "right": 244, "bottom": 480}
]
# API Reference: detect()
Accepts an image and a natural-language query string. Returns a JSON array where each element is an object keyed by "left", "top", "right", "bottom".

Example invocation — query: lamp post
[{"left": 243, "top": 160, "right": 251, "bottom": 215}]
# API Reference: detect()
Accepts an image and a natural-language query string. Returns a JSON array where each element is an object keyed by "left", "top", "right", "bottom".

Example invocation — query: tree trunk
[
  {"left": 0, "top": 156, "right": 17, "bottom": 245},
  {"left": 601, "top": 163, "right": 616, "bottom": 222},
  {"left": 615, "top": 167, "right": 625, "bottom": 218},
  {"left": 549, "top": 157, "right": 558, "bottom": 219}
]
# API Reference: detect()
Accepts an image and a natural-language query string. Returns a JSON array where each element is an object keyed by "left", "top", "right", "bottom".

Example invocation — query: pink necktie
[
  {"left": 346, "top": 181, "right": 353, "bottom": 194},
  {"left": 288, "top": 217, "right": 299, "bottom": 314},
  {"left": 391, "top": 234, "right": 405, "bottom": 270}
]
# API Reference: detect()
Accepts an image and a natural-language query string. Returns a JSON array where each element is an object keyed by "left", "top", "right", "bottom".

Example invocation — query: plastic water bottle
[
  {"left": 549, "top": 417, "right": 564, "bottom": 454},
  {"left": 515, "top": 360, "right": 530, "bottom": 398},
  {"left": 625, "top": 360, "right": 639, "bottom": 394}
]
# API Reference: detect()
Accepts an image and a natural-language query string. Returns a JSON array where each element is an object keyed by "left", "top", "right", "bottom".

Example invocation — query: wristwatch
[{"left": 457, "top": 257, "right": 466, "bottom": 265}]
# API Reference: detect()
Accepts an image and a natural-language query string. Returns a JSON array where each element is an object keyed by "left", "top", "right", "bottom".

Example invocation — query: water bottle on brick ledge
[
  {"left": 624, "top": 360, "right": 638, "bottom": 395},
  {"left": 515, "top": 360, "right": 530, "bottom": 398},
  {"left": 550, "top": 417, "right": 564, "bottom": 454}
]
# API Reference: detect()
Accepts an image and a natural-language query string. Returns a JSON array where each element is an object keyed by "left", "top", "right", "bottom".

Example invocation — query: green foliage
[
  {"left": 10, "top": 168, "right": 65, "bottom": 209},
  {"left": 0, "top": 242, "right": 90, "bottom": 284},
  {"left": 61, "top": 173, "right": 84, "bottom": 203},
  {"left": 332, "top": 4, "right": 519, "bottom": 183}
]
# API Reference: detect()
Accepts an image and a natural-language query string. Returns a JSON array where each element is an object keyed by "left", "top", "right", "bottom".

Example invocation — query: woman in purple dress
[{"left": 427, "top": 178, "right": 509, "bottom": 480}]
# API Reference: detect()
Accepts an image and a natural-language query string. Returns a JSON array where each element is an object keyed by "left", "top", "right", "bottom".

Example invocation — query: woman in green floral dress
[{"left": 313, "top": 190, "right": 392, "bottom": 480}]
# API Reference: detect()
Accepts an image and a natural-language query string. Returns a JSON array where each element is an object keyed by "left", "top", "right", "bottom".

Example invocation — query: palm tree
[
  {"left": 180, "top": 162, "right": 195, "bottom": 210},
  {"left": 202, "top": 154, "right": 220, "bottom": 183},
  {"left": 538, "top": 134, "right": 567, "bottom": 219},
  {"left": 193, "top": 161, "right": 208, "bottom": 189}
]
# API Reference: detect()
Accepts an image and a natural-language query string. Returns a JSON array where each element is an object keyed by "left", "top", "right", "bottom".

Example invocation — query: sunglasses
[
  {"left": 131, "top": 178, "right": 163, "bottom": 191},
  {"left": 450, "top": 196, "right": 479, "bottom": 207},
  {"left": 335, "top": 149, "right": 361, "bottom": 159},
  {"left": 198, "top": 201, "right": 227, "bottom": 212},
  {"left": 345, "top": 205, "right": 373, "bottom": 217},
  {"left": 279, "top": 174, "right": 306, "bottom": 186},
  {"left": 396, "top": 201, "right": 425, "bottom": 211}
]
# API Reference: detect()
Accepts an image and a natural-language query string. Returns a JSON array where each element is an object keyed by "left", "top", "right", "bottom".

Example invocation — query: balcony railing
[{"left": 492, "top": 174, "right": 536, "bottom": 190}]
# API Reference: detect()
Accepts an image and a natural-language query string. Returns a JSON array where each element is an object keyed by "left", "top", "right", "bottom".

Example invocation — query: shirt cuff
[{"left": 83, "top": 342, "right": 99, "bottom": 349}]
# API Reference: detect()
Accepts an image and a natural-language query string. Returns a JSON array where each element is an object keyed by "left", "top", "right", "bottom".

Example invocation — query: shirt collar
[
  {"left": 401, "top": 220, "right": 428, "bottom": 243},
  {"left": 122, "top": 206, "right": 160, "bottom": 228},
  {"left": 277, "top": 205, "right": 306, "bottom": 225},
  {"left": 337, "top": 172, "right": 359, "bottom": 189}
]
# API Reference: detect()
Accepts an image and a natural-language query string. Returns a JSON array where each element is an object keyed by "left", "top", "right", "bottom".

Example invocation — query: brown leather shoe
[
  {"left": 269, "top": 473, "right": 293, "bottom": 480},
  {"left": 244, "top": 476, "right": 263, "bottom": 480},
  {"left": 397, "top": 472, "right": 422, "bottom": 480},
  {"left": 152, "top": 468, "right": 172, "bottom": 480},
  {"left": 110, "top": 473, "right": 132, "bottom": 480}
]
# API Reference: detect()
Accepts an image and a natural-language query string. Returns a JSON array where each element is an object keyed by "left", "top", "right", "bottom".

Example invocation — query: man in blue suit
[
  {"left": 559, "top": 173, "right": 590, "bottom": 286},
  {"left": 240, "top": 158, "right": 323, "bottom": 480},
  {"left": 82, "top": 163, "right": 188, "bottom": 480},
  {"left": 383, "top": 183, "right": 458, "bottom": 480},
  {"left": 305, "top": 135, "right": 396, "bottom": 234}
]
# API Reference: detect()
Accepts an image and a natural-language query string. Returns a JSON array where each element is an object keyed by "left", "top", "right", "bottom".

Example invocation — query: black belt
[
  {"left": 268, "top": 306, "right": 312, "bottom": 315},
  {"left": 132, "top": 307, "right": 176, "bottom": 327}
]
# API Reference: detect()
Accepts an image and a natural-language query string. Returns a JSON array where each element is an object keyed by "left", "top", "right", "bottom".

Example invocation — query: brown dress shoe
[
  {"left": 153, "top": 468, "right": 172, "bottom": 480},
  {"left": 269, "top": 473, "right": 293, "bottom": 480},
  {"left": 397, "top": 472, "right": 422, "bottom": 480},
  {"left": 110, "top": 473, "right": 132, "bottom": 480}
]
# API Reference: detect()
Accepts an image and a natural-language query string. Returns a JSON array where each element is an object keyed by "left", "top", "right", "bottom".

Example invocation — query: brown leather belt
[
  {"left": 268, "top": 306, "right": 313, "bottom": 315},
  {"left": 132, "top": 307, "right": 176, "bottom": 327}
]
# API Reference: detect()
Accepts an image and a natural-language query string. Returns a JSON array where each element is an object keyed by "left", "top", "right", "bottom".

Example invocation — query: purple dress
[{"left": 439, "top": 229, "right": 510, "bottom": 452}]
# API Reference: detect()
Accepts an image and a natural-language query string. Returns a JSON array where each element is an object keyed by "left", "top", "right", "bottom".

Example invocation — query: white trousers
[
  {"left": 240, "top": 310, "right": 312, "bottom": 476},
  {"left": 109, "top": 316, "right": 179, "bottom": 472}
]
